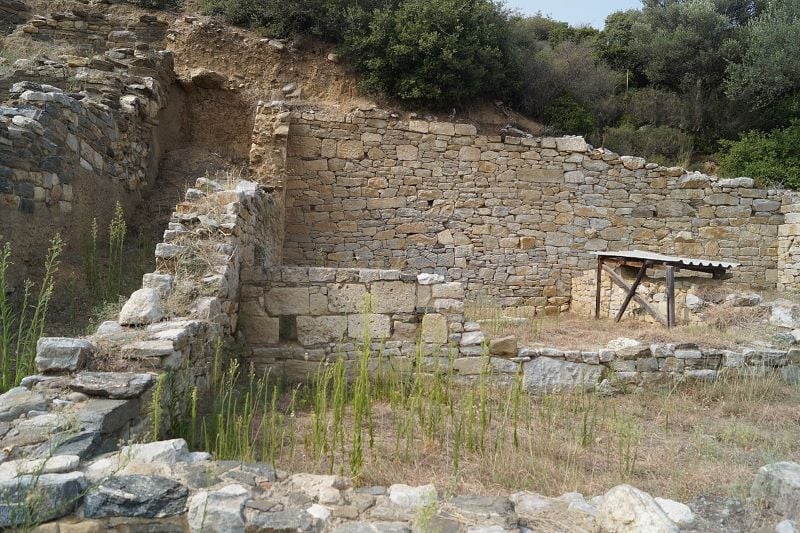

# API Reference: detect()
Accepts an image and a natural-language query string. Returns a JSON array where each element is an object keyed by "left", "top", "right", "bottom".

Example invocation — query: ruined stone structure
[{"left": 282, "top": 109, "right": 793, "bottom": 311}]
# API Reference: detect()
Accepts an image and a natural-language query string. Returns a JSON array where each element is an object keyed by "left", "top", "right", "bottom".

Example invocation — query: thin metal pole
[
  {"left": 666, "top": 265, "right": 676, "bottom": 328},
  {"left": 595, "top": 257, "right": 603, "bottom": 319}
]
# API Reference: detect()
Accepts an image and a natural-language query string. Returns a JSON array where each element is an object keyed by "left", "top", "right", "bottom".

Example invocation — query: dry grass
[
  {"left": 466, "top": 306, "right": 782, "bottom": 351},
  {"left": 270, "top": 371, "right": 800, "bottom": 504}
]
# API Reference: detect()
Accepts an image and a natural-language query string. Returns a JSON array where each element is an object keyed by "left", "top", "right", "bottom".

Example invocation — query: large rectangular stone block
[
  {"left": 265, "top": 287, "right": 310, "bottom": 316},
  {"left": 421, "top": 314, "right": 448, "bottom": 344},
  {"left": 370, "top": 281, "right": 416, "bottom": 313},
  {"left": 239, "top": 313, "right": 279, "bottom": 345},
  {"left": 296, "top": 316, "right": 346, "bottom": 345},
  {"left": 328, "top": 283, "right": 368, "bottom": 313},
  {"left": 347, "top": 314, "right": 391, "bottom": 339}
]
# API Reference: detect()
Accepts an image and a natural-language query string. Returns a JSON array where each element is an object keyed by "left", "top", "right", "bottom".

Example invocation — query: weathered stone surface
[
  {"left": 489, "top": 336, "right": 517, "bottom": 356},
  {"left": 84, "top": 475, "right": 188, "bottom": 518},
  {"left": 523, "top": 357, "right": 603, "bottom": 393},
  {"left": 421, "top": 314, "right": 448, "bottom": 344},
  {"left": 556, "top": 136, "right": 588, "bottom": 152},
  {"left": 297, "top": 315, "right": 347, "bottom": 345},
  {"left": 71, "top": 372, "right": 154, "bottom": 399},
  {"left": 510, "top": 491, "right": 553, "bottom": 518},
  {"left": 36, "top": 337, "right": 94, "bottom": 373},
  {"left": 247, "top": 509, "right": 320, "bottom": 532},
  {"left": 751, "top": 462, "right": 800, "bottom": 521},
  {"left": 596, "top": 485, "right": 679, "bottom": 533},
  {"left": 388, "top": 484, "right": 437, "bottom": 510},
  {"left": 118, "top": 288, "right": 164, "bottom": 326},
  {"left": 190, "top": 68, "right": 228, "bottom": 89},
  {"left": 1, "top": 384, "right": 46, "bottom": 422},
  {"left": 347, "top": 314, "right": 391, "bottom": 340},
  {"left": 0, "top": 472, "right": 86, "bottom": 527},
  {"left": 678, "top": 172, "right": 711, "bottom": 188},
  {"left": 0, "top": 455, "right": 79, "bottom": 482},
  {"left": 331, "top": 522, "right": 410, "bottom": 533},
  {"left": 266, "top": 287, "right": 310, "bottom": 315},
  {"left": 371, "top": 282, "right": 416, "bottom": 313},
  {"left": 620, "top": 156, "right": 646, "bottom": 170},
  {"left": 716, "top": 177, "right": 754, "bottom": 188},
  {"left": 771, "top": 301, "right": 799, "bottom": 328},
  {"left": 76, "top": 398, "right": 139, "bottom": 434},
  {"left": 654, "top": 497, "right": 695, "bottom": 528},
  {"left": 460, "top": 331, "right": 485, "bottom": 347},
  {"left": 188, "top": 484, "right": 251, "bottom": 533}
]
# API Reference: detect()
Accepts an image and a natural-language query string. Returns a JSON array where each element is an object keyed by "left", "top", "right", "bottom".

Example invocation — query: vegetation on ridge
[{"left": 194, "top": 0, "right": 799, "bottom": 182}]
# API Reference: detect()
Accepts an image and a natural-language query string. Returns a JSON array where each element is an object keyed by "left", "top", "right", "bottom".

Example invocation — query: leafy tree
[
  {"left": 725, "top": 0, "right": 800, "bottom": 109},
  {"left": 596, "top": 9, "right": 641, "bottom": 74},
  {"left": 630, "top": 1, "right": 732, "bottom": 93},
  {"left": 341, "top": 0, "right": 516, "bottom": 106},
  {"left": 718, "top": 121, "right": 800, "bottom": 186},
  {"left": 544, "top": 95, "right": 597, "bottom": 136},
  {"left": 202, "top": 0, "right": 391, "bottom": 40}
]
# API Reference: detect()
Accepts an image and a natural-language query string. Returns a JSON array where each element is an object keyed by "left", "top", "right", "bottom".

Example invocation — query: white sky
[{"left": 504, "top": 0, "right": 642, "bottom": 28}]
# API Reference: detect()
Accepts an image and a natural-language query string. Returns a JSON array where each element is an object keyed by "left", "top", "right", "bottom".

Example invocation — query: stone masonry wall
[
  {"left": 0, "top": 174, "right": 278, "bottom": 489},
  {"left": 283, "top": 108, "right": 785, "bottom": 309},
  {"left": 240, "top": 267, "right": 472, "bottom": 380},
  {"left": 1, "top": 25, "right": 177, "bottom": 282}
]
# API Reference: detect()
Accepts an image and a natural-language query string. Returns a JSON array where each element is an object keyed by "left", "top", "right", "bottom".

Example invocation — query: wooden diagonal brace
[{"left": 602, "top": 264, "right": 668, "bottom": 327}]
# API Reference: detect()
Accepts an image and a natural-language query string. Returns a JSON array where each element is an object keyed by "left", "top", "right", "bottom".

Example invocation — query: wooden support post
[
  {"left": 666, "top": 265, "right": 676, "bottom": 328},
  {"left": 614, "top": 261, "right": 650, "bottom": 323},
  {"left": 602, "top": 265, "right": 668, "bottom": 326},
  {"left": 595, "top": 256, "right": 603, "bottom": 319}
]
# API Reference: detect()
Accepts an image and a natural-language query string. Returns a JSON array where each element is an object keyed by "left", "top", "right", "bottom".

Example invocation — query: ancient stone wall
[
  {"left": 240, "top": 267, "right": 472, "bottom": 379},
  {"left": 0, "top": 173, "right": 279, "bottom": 478},
  {"left": 20, "top": 10, "right": 168, "bottom": 54},
  {"left": 283, "top": 109, "right": 784, "bottom": 309},
  {"left": 1, "top": 38, "right": 177, "bottom": 283},
  {"left": 778, "top": 192, "right": 800, "bottom": 291}
]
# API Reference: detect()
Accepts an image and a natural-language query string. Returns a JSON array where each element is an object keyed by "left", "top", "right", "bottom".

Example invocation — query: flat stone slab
[
  {"left": 0, "top": 387, "right": 47, "bottom": 421},
  {"left": 0, "top": 472, "right": 86, "bottom": 527},
  {"left": 523, "top": 357, "right": 603, "bottom": 394},
  {"left": 76, "top": 398, "right": 140, "bottom": 434},
  {"left": 71, "top": 371, "right": 154, "bottom": 399},
  {"left": 84, "top": 475, "right": 188, "bottom": 518},
  {"left": 36, "top": 337, "right": 94, "bottom": 373}
]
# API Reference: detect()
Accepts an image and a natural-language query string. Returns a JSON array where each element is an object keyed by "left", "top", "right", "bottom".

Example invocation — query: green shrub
[
  {"left": 718, "top": 121, "right": 800, "bottom": 187},
  {"left": 341, "top": 0, "right": 516, "bottom": 106},
  {"left": 129, "top": 0, "right": 182, "bottom": 9},
  {"left": 543, "top": 95, "right": 597, "bottom": 136},
  {"left": 599, "top": 124, "right": 694, "bottom": 166},
  {"left": 201, "top": 0, "right": 388, "bottom": 40}
]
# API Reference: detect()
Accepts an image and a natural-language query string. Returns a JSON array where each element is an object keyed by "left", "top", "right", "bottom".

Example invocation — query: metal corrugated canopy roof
[{"left": 592, "top": 250, "right": 740, "bottom": 269}]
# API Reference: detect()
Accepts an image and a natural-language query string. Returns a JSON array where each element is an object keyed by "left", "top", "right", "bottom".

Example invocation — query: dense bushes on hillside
[
  {"left": 719, "top": 121, "right": 800, "bottom": 188},
  {"left": 201, "top": 0, "right": 800, "bottom": 176},
  {"left": 340, "top": 0, "right": 516, "bottom": 105}
]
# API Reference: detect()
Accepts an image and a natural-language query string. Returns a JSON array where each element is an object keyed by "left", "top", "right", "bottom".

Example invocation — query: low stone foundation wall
[
  {"left": 516, "top": 339, "right": 799, "bottom": 394},
  {"left": 240, "top": 266, "right": 474, "bottom": 379}
]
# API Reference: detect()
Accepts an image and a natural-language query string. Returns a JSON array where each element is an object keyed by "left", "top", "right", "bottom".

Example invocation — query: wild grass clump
[
  {"left": 0, "top": 235, "right": 64, "bottom": 393},
  {"left": 153, "top": 295, "right": 800, "bottom": 500}
]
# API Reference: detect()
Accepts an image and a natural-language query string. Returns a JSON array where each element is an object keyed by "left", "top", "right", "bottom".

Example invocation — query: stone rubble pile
[
  {"left": 0, "top": 436, "right": 701, "bottom": 532},
  {"left": 1, "top": 431, "right": 795, "bottom": 531}
]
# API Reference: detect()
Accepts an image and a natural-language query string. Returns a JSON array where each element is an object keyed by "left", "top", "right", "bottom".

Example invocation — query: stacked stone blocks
[{"left": 282, "top": 108, "right": 786, "bottom": 309}]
